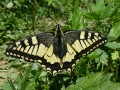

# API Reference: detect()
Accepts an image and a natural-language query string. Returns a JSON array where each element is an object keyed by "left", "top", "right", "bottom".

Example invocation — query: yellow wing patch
[
  {"left": 31, "top": 36, "right": 38, "bottom": 44},
  {"left": 44, "top": 45, "right": 61, "bottom": 64},
  {"left": 72, "top": 40, "right": 83, "bottom": 52},
  {"left": 63, "top": 43, "right": 76, "bottom": 62},
  {"left": 36, "top": 44, "right": 48, "bottom": 57},
  {"left": 24, "top": 46, "right": 30, "bottom": 53},
  {"left": 24, "top": 39, "right": 29, "bottom": 45},
  {"left": 28, "top": 46, "right": 34, "bottom": 54},
  {"left": 87, "top": 39, "right": 93, "bottom": 45},
  {"left": 45, "top": 45, "right": 53, "bottom": 56},
  {"left": 80, "top": 31, "right": 85, "bottom": 39},
  {"left": 32, "top": 45, "right": 38, "bottom": 55},
  {"left": 84, "top": 40, "right": 90, "bottom": 47},
  {"left": 17, "top": 45, "right": 22, "bottom": 51},
  {"left": 15, "top": 41, "right": 20, "bottom": 46}
]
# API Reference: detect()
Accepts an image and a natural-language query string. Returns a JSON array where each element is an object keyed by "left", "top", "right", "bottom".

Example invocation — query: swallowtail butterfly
[{"left": 5, "top": 25, "right": 107, "bottom": 75}]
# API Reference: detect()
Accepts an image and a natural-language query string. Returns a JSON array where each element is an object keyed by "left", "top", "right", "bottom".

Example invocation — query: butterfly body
[{"left": 5, "top": 24, "right": 107, "bottom": 75}]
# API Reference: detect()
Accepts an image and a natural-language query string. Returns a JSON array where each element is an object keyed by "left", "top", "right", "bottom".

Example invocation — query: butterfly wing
[
  {"left": 5, "top": 29, "right": 107, "bottom": 75},
  {"left": 5, "top": 32, "right": 62, "bottom": 74},
  {"left": 62, "top": 30, "right": 107, "bottom": 71}
]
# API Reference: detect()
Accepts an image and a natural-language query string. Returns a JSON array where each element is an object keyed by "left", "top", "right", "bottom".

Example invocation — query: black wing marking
[{"left": 62, "top": 30, "right": 107, "bottom": 70}]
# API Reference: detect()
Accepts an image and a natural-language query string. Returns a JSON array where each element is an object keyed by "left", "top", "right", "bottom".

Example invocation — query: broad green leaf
[
  {"left": 88, "top": 0, "right": 113, "bottom": 20},
  {"left": 88, "top": 49, "right": 108, "bottom": 66},
  {"left": 88, "top": 49, "right": 102, "bottom": 60},
  {"left": 66, "top": 73, "right": 120, "bottom": 90},
  {"left": 108, "top": 22, "right": 120, "bottom": 40},
  {"left": 105, "top": 42, "right": 120, "bottom": 49},
  {"left": 95, "top": 49, "right": 108, "bottom": 66}
]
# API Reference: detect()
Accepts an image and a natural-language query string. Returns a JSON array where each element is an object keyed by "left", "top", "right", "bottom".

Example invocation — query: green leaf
[
  {"left": 105, "top": 41, "right": 120, "bottom": 49},
  {"left": 95, "top": 49, "right": 108, "bottom": 66},
  {"left": 73, "top": 57, "right": 88, "bottom": 76},
  {"left": 91, "top": 0, "right": 105, "bottom": 17},
  {"left": 66, "top": 73, "right": 120, "bottom": 90},
  {"left": 6, "top": 34, "right": 15, "bottom": 39},
  {"left": 108, "top": 22, "right": 120, "bottom": 40},
  {"left": 89, "top": 0, "right": 113, "bottom": 20},
  {"left": 88, "top": 49, "right": 108, "bottom": 66},
  {"left": 18, "top": 66, "right": 32, "bottom": 90},
  {"left": 88, "top": 49, "right": 102, "bottom": 60},
  {"left": 111, "top": 51, "right": 119, "bottom": 60},
  {"left": 71, "top": 0, "right": 84, "bottom": 30}
]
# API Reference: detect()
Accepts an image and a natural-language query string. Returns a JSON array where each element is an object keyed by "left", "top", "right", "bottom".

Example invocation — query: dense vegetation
[{"left": 0, "top": 0, "right": 120, "bottom": 90}]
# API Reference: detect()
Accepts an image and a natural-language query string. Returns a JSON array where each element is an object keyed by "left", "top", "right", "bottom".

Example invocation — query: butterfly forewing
[{"left": 65, "top": 30, "right": 107, "bottom": 54}]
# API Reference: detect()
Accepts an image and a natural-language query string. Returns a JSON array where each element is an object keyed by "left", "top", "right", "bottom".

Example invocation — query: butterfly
[{"left": 5, "top": 24, "right": 107, "bottom": 75}]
